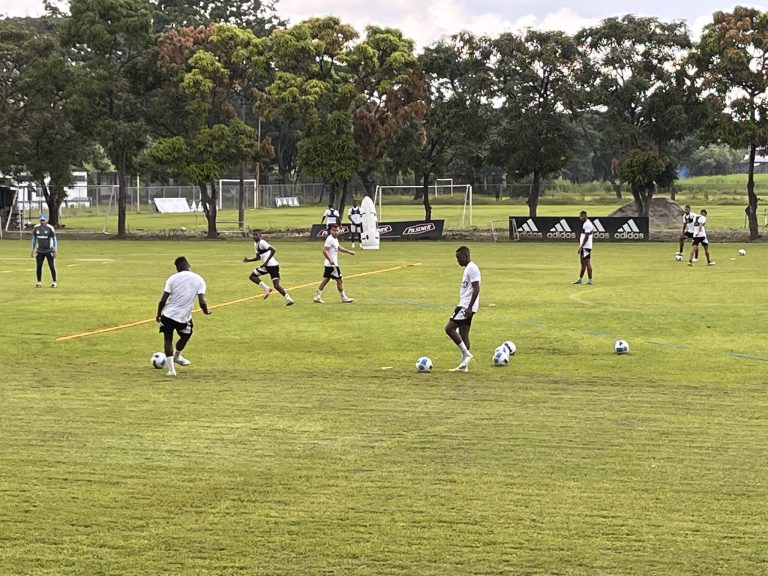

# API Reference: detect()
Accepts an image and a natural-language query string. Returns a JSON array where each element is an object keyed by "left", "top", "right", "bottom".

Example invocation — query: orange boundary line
[{"left": 56, "top": 263, "right": 422, "bottom": 342}]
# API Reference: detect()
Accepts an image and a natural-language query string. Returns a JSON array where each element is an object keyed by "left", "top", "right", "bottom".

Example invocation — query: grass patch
[{"left": 2, "top": 240, "right": 767, "bottom": 574}]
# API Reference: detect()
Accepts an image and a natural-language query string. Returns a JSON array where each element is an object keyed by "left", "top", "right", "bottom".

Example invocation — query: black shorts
[
  {"left": 683, "top": 231, "right": 694, "bottom": 239},
  {"left": 449, "top": 306, "right": 473, "bottom": 327},
  {"left": 580, "top": 248, "right": 592, "bottom": 259},
  {"left": 159, "top": 315, "right": 193, "bottom": 336},
  {"left": 323, "top": 265, "right": 342, "bottom": 279},
  {"left": 692, "top": 237, "right": 708, "bottom": 246},
  {"left": 254, "top": 265, "right": 280, "bottom": 279}
]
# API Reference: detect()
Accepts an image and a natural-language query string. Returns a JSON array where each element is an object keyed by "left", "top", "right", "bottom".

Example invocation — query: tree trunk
[
  {"left": 631, "top": 184, "right": 650, "bottom": 217},
  {"left": 40, "top": 180, "right": 62, "bottom": 228},
  {"left": 358, "top": 166, "right": 375, "bottom": 198},
  {"left": 747, "top": 143, "right": 760, "bottom": 240},
  {"left": 422, "top": 173, "right": 432, "bottom": 221},
  {"left": 338, "top": 180, "right": 349, "bottom": 216},
  {"left": 611, "top": 179, "right": 623, "bottom": 200},
  {"left": 198, "top": 181, "right": 219, "bottom": 239},
  {"left": 527, "top": 170, "right": 540, "bottom": 218},
  {"left": 117, "top": 160, "right": 127, "bottom": 239}
]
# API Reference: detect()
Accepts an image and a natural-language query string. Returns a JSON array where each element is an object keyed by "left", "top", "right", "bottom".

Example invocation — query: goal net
[
  {"left": 217, "top": 179, "right": 258, "bottom": 210},
  {"left": 374, "top": 181, "right": 473, "bottom": 227}
]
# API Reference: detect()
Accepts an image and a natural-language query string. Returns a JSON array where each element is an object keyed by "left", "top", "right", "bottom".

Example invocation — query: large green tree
[
  {"left": 576, "top": 16, "right": 696, "bottom": 216},
  {"left": 61, "top": 0, "right": 155, "bottom": 238},
  {"left": 150, "top": 0, "right": 283, "bottom": 35},
  {"left": 695, "top": 7, "right": 768, "bottom": 240},
  {"left": 491, "top": 29, "right": 581, "bottom": 217}
]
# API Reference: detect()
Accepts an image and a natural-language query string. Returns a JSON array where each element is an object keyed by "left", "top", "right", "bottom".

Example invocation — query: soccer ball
[
  {"left": 151, "top": 352, "right": 167, "bottom": 369},
  {"left": 493, "top": 348, "right": 510, "bottom": 366},
  {"left": 674, "top": 254, "right": 683, "bottom": 261},
  {"left": 614, "top": 340, "right": 629, "bottom": 355},
  {"left": 502, "top": 340, "right": 516, "bottom": 356},
  {"left": 416, "top": 356, "right": 433, "bottom": 372},
  {"left": 738, "top": 248, "right": 746, "bottom": 256}
]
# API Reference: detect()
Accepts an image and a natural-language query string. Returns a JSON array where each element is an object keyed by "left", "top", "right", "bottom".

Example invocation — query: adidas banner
[
  {"left": 310, "top": 220, "right": 445, "bottom": 240},
  {"left": 509, "top": 216, "right": 649, "bottom": 241}
]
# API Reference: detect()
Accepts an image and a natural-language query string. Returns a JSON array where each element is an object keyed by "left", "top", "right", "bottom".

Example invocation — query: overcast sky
[{"left": 0, "top": 0, "right": 763, "bottom": 47}]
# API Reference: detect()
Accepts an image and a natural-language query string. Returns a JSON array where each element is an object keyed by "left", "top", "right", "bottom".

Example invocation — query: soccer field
[{"left": 3, "top": 239, "right": 767, "bottom": 575}]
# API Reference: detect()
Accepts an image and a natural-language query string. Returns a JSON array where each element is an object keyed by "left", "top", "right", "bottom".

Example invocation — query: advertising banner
[
  {"left": 310, "top": 220, "right": 445, "bottom": 241},
  {"left": 509, "top": 216, "right": 649, "bottom": 241}
]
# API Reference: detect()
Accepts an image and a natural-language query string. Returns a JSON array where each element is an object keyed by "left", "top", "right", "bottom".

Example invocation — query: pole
[{"left": 254, "top": 115, "right": 262, "bottom": 210}]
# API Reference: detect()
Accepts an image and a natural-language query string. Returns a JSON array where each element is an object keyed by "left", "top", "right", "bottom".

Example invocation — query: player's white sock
[
  {"left": 259, "top": 281, "right": 270, "bottom": 291},
  {"left": 315, "top": 289, "right": 322, "bottom": 298},
  {"left": 458, "top": 342, "right": 469, "bottom": 355},
  {"left": 167, "top": 357, "right": 176, "bottom": 376}
]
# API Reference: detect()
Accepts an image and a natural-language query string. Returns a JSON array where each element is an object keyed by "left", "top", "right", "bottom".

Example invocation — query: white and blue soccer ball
[
  {"left": 502, "top": 340, "right": 516, "bottom": 356},
  {"left": 493, "top": 347, "right": 510, "bottom": 366},
  {"left": 674, "top": 254, "right": 683, "bottom": 261},
  {"left": 738, "top": 248, "right": 746, "bottom": 256},
  {"left": 614, "top": 340, "right": 629, "bottom": 355},
  {"left": 151, "top": 352, "right": 167, "bottom": 369},
  {"left": 416, "top": 356, "right": 433, "bottom": 373}
]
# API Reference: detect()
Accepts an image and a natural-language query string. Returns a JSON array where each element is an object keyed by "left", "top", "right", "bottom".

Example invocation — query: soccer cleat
[
  {"left": 675, "top": 251, "right": 682, "bottom": 256},
  {"left": 263, "top": 287, "right": 273, "bottom": 299},
  {"left": 458, "top": 352, "right": 474, "bottom": 369},
  {"left": 687, "top": 262, "right": 693, "bottom": 266},
  {"left": 35, "top": 282, "right": 42, "bottom": 288},
  {"left": 341, "top": 297, "right": 354, "bottom": 303},
  {"left": 51, "top": 282, "right": 57, "bottom": 288},
  {"left": 572, "top": 279, "right": 582, "bottom": 284},
  {"left": 707, "top": 261, "right": 716, "bottom": 266},
  {"left": 166, "top": 370, "right": 177, "bottom": 377},
  {"left": 174, "top": 354, "right": 191, "bottom": 366},
  {"left": 449, "top": 365, "right": 469, "bottom": 372},
  {"left": 313, "top": 296, "right": 324, "bottom": 304},
  {"left": 692, "top": 257, "right": 698, "bottom": 262},
  {"left": 586, "top": 279, "right": 593, "bottom": 285},
  {"left": 285, "top": 298, "right": 295, "bottom": 306}
]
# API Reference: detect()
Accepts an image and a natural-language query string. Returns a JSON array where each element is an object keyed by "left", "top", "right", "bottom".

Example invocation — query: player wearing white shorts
[
  {"left": 687, "top": 209, "right": 715, "bottom": 266},
  {"left": 348, "top": 200, "right": 363, "bottom": 247},
  {"left": 243, "top": 229, "right": 294, "bottom": 306},
  {"left": 445, "top": 245, "right": 480, "bottom": 372},
  {"left": 156, "top": 256, "right": 211, "bottom": 376},
  {"left": 573, "top": 210, "right": 594, "bottom": 285},
  {"left": 314, "top": 223, "right": 355, "bottom": 303}
]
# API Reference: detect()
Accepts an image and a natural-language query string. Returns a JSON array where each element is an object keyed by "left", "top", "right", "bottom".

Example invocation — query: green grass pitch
[{"left": 2, "top": 238, "right": 767, "bottom": 575}]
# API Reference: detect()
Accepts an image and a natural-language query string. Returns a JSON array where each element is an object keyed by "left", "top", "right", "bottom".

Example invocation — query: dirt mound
[{"left": 608, "top": 197, "right": 682, "bottom": 225}]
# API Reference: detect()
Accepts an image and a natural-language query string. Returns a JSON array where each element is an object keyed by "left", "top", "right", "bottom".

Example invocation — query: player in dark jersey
[{"left": 30, "top": 214, "right": 58, "bottom": 287}]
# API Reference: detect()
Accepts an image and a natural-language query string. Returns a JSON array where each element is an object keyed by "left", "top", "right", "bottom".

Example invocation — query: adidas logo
[
  {"left": 592, "top": 218, "right": 610, "bottom": 239},
  {"left": 547, "top": 218, "right": 576, "bottom": 239},
  {"left": 615, "top": 219, "right": 644, "bottom": 239},
  {"left": 517, "top": 218, "right": 542, "bottom": 238}
]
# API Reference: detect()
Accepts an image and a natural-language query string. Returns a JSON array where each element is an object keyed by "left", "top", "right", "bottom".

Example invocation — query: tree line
[{"left": 1, "top": 1, "right": 767, "bottom": 238}]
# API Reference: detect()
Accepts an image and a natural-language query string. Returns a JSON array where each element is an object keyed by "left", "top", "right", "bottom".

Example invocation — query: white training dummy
[{"left": 360, "top": 194, "right": 380, "bottom": 250}]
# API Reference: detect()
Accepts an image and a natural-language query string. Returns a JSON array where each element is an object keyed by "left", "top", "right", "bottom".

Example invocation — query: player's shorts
[
  {"left": 350, "top": 223, "right": 362, "bottom": 233},
  {"left": 159, "top": 315, "right": 193, "bottom": 336},
  {"left": 253, "top": 265, "right": 280, "bottom": 279},
  {"left": 449, "top": 306, "right": 474, "bottom": 327},
  {"left": 692, "top": 236, "right": 708, "bottom": 246},
  {"left": 323, "top": 265, "right": 342, "bottom": 279},
  {"left": 581, "top": 248, "right": 592, "bottom": 259},
  {"left": 682, "top": 231, "right": 694, "bottom": 239}
]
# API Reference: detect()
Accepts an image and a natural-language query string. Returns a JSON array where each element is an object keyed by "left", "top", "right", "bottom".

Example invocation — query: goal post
[
  {"left": 217, "top": 179, "right": 258, "bottom": 210},
  {"left": 373, "top": 183, "right": 473, "bottom": 227}
]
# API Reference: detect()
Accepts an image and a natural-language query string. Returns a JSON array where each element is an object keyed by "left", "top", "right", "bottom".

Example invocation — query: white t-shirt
[
  {"left": 324, "top": 208, "right": 339, "bottom": 224},
  {"left": 458, "top": 261, "right": 481, "bottom": 312},
  {"left": 348, "top": 206, "right": 362, "bottom": 225},
  {"left": 693, "top": 215, "right": 707, "bottom": 238},
  {"left": 323, "top": 235, "right": 340, "bottom": 266},
  {"left": 254, "top": 238, "right": 278, "bottom": 267},
  {"left": 684, "top": 211, "right": 698, "bottom": 233},
  {"left": 162, "top": 270, "right": 207, "bottom": 323},
  {"left": 580, "top": 219, "right": 595, "bottom": 249}
]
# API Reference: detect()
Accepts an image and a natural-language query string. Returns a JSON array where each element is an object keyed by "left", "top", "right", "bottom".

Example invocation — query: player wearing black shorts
[{"left": 243, "top": 229, "right": 294, "bottom": 306}]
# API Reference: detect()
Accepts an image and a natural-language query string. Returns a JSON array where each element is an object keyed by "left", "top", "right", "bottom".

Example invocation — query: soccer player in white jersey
[
  {"left": 687, "top": 208, "right": 715, "bottom": 266},
  {"left": 321, "top": 204, "right": 340, "bottom": 228},
  {"left": 573, "top": 210, "right": 594, "bottom": 285},
  {"left": 156, "top": 256, "right": 212, "bottom": 377},
  {"left": 347, "top": 199, "right": 363, "bottom": 247},
  {"left": 677, "top": 204, "right": 698, "bottom": 256},
  {"left": 243, "top": 229, "right": 294, "bottom": 306},
  {"left": 314, "top": 223, "right": 355, "bottom": 303},
  {"left": 445, "top": 245, "right": 480, "bottom": 372}
]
